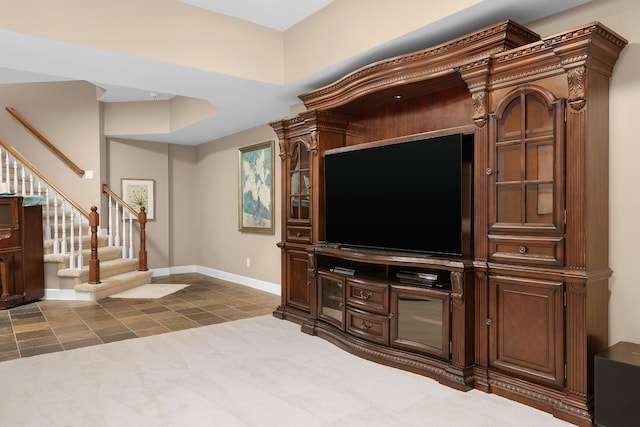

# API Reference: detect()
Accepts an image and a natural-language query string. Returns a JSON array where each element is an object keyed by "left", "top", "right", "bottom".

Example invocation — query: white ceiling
[
  {"left": 0, "top": 0, "right": 590, "bottom": 146},
  {"left": 178, "top": 0, "right": 335, "bottom": 31}
]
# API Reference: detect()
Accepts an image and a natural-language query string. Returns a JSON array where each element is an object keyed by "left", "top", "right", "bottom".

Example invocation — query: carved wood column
[
  {"left": 447, "top": 269, "right": 475, "bottom": 390},
  {"left": 460, "top": 62, "right": 491, "bottom": 391}
]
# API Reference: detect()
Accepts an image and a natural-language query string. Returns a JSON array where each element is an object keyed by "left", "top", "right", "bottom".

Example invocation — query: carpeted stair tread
[
  {"left": 74, "top": 270, "right": 154, "bottom": 301},
  {"left": 56, "top": 257, "right": 140, "bottom": 280}
]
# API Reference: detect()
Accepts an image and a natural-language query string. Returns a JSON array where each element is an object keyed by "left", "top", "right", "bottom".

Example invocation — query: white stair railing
[
  {"left": 104, "top": 193, "right": 138, "bottom": 260},
  {"left": 0, "top": 145, "right": 90, "bottom": 272},
  {"left": 0, "top": 142, "right": 148, "bottom": 278},
  {"left": 102, "top": 185, "right": 147, "bottom": 270}
]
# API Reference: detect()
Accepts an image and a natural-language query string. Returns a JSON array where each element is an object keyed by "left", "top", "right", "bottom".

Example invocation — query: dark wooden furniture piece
[
  {"left": 0, "top": 196, "right": 45, "bottom": 309},
  {"left": 270, "top": 20, "right": 626, "bottom": 426}
]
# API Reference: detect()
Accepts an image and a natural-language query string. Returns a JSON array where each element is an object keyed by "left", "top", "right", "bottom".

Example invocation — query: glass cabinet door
[
  {"left": 289, "top": 141, "right": 310, "bottom": 223},
  {"left": 318, "top": 273, "right": 344, "bottom": 328},
  {"left": 492, "top": 90, "right": 563, "bottom": 232},
  {"left": 390, "top": 285, "right": 450, "bottom": 359}
]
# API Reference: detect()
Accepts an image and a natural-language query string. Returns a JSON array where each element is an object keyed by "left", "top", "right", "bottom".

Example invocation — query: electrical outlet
[{"left": 246, "top": 258, "right": 251, "bottom": 267}]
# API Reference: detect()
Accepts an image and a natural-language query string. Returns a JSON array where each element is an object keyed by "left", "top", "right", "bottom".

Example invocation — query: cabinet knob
[
  {"left": 358, "top": 289, "right": 372, "bottom": 300},
  {"left": 296, "top": 232, "right": 301, "bottom": 237},
  {"left": 486, "top": 168, "right": 493, "bottom": 175},
  {"left": 486, "top": 318, "right": 493, "bottom": 326},
  {"left": 519, "top": 245, "right": 527, "bottom": 254},
  {"left": 361, "top": 320, "right": 372, "bottom": 330}
]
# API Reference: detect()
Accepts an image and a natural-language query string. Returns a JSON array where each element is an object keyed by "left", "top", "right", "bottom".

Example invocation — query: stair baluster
[
  {"left": 76, "top": 213, "right": 84, "bottom": 269},
  {"left": 53, "top": 194, "right": 59, "bottom": 255},
  {"left": 121, "top": 205, "right": 127, "bottom": 258},
  {"left": 107, "top": 194, "right": 113, "bottom": 247},
  {"left": 61, "top": 201, "right": 68, "bottom": 255}
]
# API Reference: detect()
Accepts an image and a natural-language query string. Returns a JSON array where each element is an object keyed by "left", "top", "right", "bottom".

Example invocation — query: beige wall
[
  {"left": 527, "top": 0, "right": 640, "bottom": 352},
  {"left": 284, "top": 0, "right": 482, "bottom": 82},
  {"left": 107, "top": 138, "right": 170, "bottom": 270},
  {"left": 195, "top": 125, "right": 281, "bottom": 286},
  {"left": 0, "top": 81, "right": 102, "bottom": 208},
  {"left": 168, "top": 143, "right": 199, "bottom": 267}
]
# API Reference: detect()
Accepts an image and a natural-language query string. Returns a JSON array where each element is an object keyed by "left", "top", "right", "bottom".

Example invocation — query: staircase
[
  {"left": 2, "top": 108, "right": 153, "bottom": 301},
  {"left": 0, "top": 145, "right": 153, "bottom": 302},
  {"left": 43, "top": 227, "right": 152, "bottom": 301}
]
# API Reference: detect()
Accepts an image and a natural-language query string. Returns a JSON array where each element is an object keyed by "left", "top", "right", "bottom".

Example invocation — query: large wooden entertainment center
[{"left": 270, "top": 20, "right": 626, "bottom": 426}]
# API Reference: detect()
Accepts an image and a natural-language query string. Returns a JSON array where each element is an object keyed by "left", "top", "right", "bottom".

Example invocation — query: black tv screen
[{"left": 323, "top": 133, "right": 473, "bottom": 256}]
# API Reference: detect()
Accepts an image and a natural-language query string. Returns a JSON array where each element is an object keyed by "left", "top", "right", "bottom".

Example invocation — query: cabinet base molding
[
  {"left": 272, "top": 305, "right": 308, "bottom": 327},
  {"left": 486, "top": 372, "right": 593, "bottom": 427},
  {"left": 313, "top": 321, "right": 474, "bottom": 391}
]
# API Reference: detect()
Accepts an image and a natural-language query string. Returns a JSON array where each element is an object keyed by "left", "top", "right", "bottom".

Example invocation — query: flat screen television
[{"left": 323, "top": 133, "right": 473, "bottom": 257}]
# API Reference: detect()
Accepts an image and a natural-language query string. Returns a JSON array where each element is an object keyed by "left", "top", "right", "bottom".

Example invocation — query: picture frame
[
  {"left": 238, "top": 140, "right": 275, "bottom": 234},
  {"left": 121, "top": 178, "right": 155, "bottom": 220}
]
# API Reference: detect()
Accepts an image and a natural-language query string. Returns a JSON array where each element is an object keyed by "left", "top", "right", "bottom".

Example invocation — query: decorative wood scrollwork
[
  {"left": 451, "top": 271, "right": 464, "bottom": 306},
  {"left": 472, "top": 91, "right": 488, "bottom": 128},
  {"left": 308, "top": 131, "right": 319, "bottom": 153},
  {"left": 278, "top": 139, "right": 287, "bottom": 160},
  {"left": 567, "top": 67, "right": 587, "bottom": 111}
]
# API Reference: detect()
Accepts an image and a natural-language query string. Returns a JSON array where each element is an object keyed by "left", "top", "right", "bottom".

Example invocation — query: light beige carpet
[
  {"left": 0, "top": 315, "right": 573, "bottom": 427},
  {"left": 109, "top": 283, "right": 188, "bottom": 299}
]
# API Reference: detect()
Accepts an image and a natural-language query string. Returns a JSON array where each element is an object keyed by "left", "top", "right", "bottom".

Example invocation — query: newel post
[
  {"left": 89, "top": 206, "right": 100, "bottom": 284},
  {"left": 138, "top": 206, "right": 148, "bottom": 271}
]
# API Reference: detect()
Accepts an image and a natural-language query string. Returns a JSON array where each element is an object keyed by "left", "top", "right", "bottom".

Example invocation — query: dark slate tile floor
[{"left": 0, "top": 273, "right": 280, "bottom": 361}]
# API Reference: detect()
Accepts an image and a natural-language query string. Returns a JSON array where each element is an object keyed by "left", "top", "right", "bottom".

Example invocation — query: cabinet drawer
[
  {"left": 346, "top": 279, "right": 389, "bottom": 314},
  {"left": 286, "top": 226, "right": 311, "bottom": 243},
  {"left": 489, "top": 235, "right": 563, "bottom": 266},
  {"left": 346, "top": 308, "right": 389, "bottom": 345}
]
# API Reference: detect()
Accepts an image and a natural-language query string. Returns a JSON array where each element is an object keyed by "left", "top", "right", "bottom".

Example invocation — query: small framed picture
[
  {"left": 121, "top": 178, "right": 155, "bottom": 220},
  {"left": 238, "top": 140, "right": 275, "bottom": 234}
]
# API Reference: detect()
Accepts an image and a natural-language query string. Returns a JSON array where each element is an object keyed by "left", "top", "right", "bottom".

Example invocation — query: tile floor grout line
[{"left": 0, "top": 273, "right": 280, "bottom": 361}]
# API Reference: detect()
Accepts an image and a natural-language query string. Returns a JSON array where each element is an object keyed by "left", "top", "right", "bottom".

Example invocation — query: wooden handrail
[
  {"left": 102, "top": 183, "right": 139, "bottom": 218},
  {"left": 5, "top": 107, "right": 85, "bottom": 177},
  {"left": 0, "top": 137, "right": 90, "bottom": 218}
]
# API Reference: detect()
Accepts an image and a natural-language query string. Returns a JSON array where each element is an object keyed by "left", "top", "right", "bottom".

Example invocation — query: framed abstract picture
[
  {"left": 121, "top": 178, "right": 155, "bottom": 220},
  {"left": 238, "top": 140, "right": 275, "bottom": 234}
]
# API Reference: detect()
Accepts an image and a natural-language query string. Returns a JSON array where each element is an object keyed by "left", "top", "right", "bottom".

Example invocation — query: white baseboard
[
  {"left": 44, "top": 265, "right": 281, "bottom": 301},
  {"left": 152, "top": 265, "right": 281, "bottom": 296}
]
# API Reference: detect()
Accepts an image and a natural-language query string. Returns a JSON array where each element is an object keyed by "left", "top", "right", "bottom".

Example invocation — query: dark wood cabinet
[
  {"left": 0, "top": 196, "right": 44, "bottom": 309},
  {"left": 313, "top": 248, "right": 474, "bottom": 390},
  {"left": 488, "top": 275, "right": 565, "bottom": 387},
  {"left": 271, "top": 20, "right": 626, "bottom": 426}
]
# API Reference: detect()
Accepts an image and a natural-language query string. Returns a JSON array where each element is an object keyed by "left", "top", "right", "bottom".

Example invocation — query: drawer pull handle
[
  {"left": 358, "top": 289, "right": 372, "bottom": 300},
  {"left": 519, "top": 245, "right": 527, "bottom": 254},
  {"left": 296, "top": 232, "right": 301, "bottom": 237},
  {"left": 486, "top": 318, "right": 493, "bottom": 326},
  {"left": 360, "top": 320, "right": 372, "bottom": 330}
]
